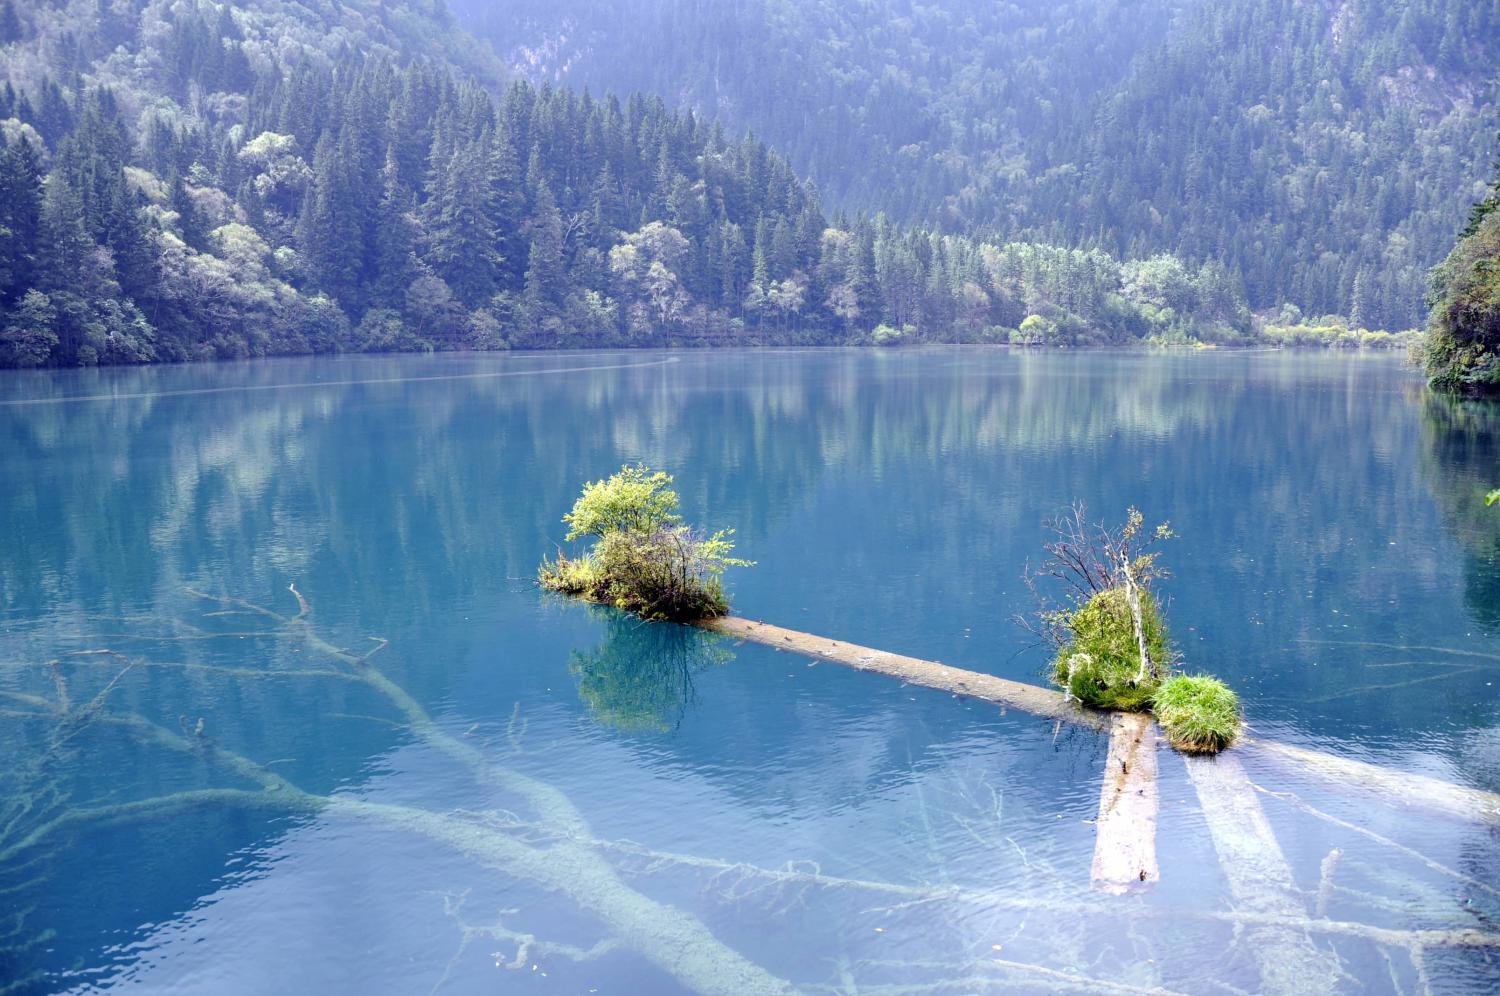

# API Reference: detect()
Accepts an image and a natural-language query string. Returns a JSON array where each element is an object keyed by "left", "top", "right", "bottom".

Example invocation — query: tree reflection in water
[{"left": 570, "top": 608, "right": 732, "bottom": 733}]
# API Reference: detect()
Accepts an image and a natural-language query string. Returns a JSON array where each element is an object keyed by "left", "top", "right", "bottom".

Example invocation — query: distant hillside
[
  {"left": 454, "top": 0, "right": 1500, "bottom": 329},
  {"left": 0, "top": 0, "right": 1292, "bottom": 368}
]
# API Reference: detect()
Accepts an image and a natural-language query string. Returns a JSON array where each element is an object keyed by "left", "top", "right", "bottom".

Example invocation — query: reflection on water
[
  {"left": 569, "top": 609, "right": 730, "bottom": 733},
  {"left": 0, "top": 349, "right": 1497, "bottom": 993},
  {"left": 1422, "top": 393, "right": 1500, "bottom": 626}
]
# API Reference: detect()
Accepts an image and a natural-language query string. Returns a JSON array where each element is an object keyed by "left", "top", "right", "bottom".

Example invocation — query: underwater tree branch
[
  {"left": 1252, "top": 783, "right": 1500, "bottom": 902},
  {"left": 30, "top": 589, "right": 801, "bottom": 996}
]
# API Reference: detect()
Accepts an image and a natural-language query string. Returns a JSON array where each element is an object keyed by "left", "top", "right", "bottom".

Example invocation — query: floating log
[
  {"left": 1250, "top": 737, "right": 1500, "bottom": 829},
  {"left": 1185, "top": 753, "right": 1342, "bottom": 995},
  {"left": 1091, "top": 711, "right": 1159, "bottom": 894},
  {"left": 698, "top": 615, "right": 1106, "bottom": 729},
  {"left": 704, "top": 616, "right": 1500, "bottom": 828}
]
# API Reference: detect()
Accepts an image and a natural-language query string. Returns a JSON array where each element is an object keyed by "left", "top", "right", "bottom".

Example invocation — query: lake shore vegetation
[{"left": 1424, "top": 134, "right": 1500, "bottom": 396}]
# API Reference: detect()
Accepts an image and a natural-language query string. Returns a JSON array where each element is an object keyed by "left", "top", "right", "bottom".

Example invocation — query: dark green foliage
[
  {"left": 0, "top": 289, "right": 56, "bottom": 366},
  {"left": 1052, "top": 588, "right": 1169, "bottom": 712},
  {"left": 1464, "top": 132, "right": 1500, "bottom": 239},
  {"left": 0, "top": 0, "right": 1442, "bottom": 367},
  {"left": 0, "top": 1, "right": 23, "bottom": 45},
  {"left": 0, "top": 138, "right": 42, "bottom": 304},
  {"left": 0, "top": 0, "right": 1276, "bottom": 369},
  {"left": 1426, "top": 138, "right": 1500, "bottom": 394}
]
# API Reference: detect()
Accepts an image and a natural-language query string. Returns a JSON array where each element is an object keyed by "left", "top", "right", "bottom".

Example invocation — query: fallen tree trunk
[
  {"left": 1249, "top": 738, "right": 1500, "bottom": 829},
  {"left": 1091, "top": 711, "right": 1159, "bottom": 894},
  {"left": 1184, "top": 752, "right": 1343, "bottom": 995},
  {"left": 697, "top": 616, "right": 1105, "bottom": 729},
  {"left": 705, "top": 616, "right": 1500, "bottom": 828}
]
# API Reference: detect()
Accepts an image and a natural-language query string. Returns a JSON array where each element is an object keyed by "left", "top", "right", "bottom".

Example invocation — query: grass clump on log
[
  {"left": 540, "top": 465, "right": 751, "bottom": 622},
  {"left": 1154, "top": 674, "right": 1242, "bottom": 753}
]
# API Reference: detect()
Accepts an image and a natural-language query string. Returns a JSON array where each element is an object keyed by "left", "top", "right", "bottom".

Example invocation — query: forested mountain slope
[
  {"left": 456, "top": 0, "right": 1500, "bottom": 329},
  {"left": 1424, "top": 138, "right": 1500, "bottom": 394},
  {"left": 0, "top": 0, "right": 1276, "bottom": 368}
]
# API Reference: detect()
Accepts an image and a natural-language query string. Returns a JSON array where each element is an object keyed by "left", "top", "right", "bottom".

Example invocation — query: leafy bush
[
  {"left": 541, "top": 465, "right": 750, "bottom": 621},
  {"left": 1052, "top": 587, "right": 1168, "bottom": 711},
  {"left": 1026, "top": 503, "right": 1246, "bottom": 748},
  {"left": 562, "top": 465, "right": 681, "bottom": 541},
  {"left": 1154, "top": 674, "right": 1242, "bottom": 753}
]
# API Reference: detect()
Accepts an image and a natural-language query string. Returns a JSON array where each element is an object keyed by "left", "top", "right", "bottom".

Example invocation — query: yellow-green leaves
[{"left": 563, "top": 464, "right": 681, "bottom": 542}]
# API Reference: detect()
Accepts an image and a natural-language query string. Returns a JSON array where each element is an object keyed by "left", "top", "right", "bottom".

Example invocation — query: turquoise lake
[{"left": 1, "top": 348, "right": 1497, "bottom": 992}]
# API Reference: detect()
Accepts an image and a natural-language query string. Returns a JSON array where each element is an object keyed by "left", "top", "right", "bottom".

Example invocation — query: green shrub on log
[
  {"left": 1051, "top": 586, "right": 1169, "bottom": 711},
  {"left": 540, "top": 465, "right": 750, "bottom": 621}
]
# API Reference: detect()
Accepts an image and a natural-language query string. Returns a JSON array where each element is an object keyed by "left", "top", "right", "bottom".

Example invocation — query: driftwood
[
  {"left": 705, "top": 616, "right": 1500, "bottom": 829},
  {"left": 1249, "top": 738, "right": 1500, "bottom": 829},
  {"left": 0, "top": 587, "right": 799, "bottom": 996},
  {"left": 8, "top": 595, "right": 1500, "bottom": 993}
]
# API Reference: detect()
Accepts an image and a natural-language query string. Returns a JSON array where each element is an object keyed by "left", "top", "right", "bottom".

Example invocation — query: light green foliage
[
  {"left": 542, "top": 466, "right": 750, "bottom": 621},
  {"left": 1262, "top": 318, "right": 1422, "bottom": 350},
  {"left": 1017, "top": 314, "right": 1054, "bottom": 344},
  {"left": 563, "top": 465, "right": 681, "bottom": 542},
  {"left": 1154, "top": 674, "right": 1242, "bottom": 754},
  {"left": 1487, "top": 490, "right": 1500, "bottom": 507},
  {"left": 1051, "top": 587, "right": 1169, "bottom": 712},
  {"left": 538, "top": 549, "right": 603, "bottom": 596}
]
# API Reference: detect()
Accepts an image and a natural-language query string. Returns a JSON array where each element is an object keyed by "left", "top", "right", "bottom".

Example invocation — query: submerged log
[
  {"left": 1184, "top": 753, "right": 1343, "bottom": 995},
  {"left": 1250, "top": 738, "right": 1500, "bottom": 829},
  {"left": 1091, "top": 712, "right": 1159, "bottom": 894}
]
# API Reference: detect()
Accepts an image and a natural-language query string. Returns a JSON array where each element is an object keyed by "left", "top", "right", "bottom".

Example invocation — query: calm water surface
[{"left": 0, "top": 349, "right": 1496, "bottom": 993}]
